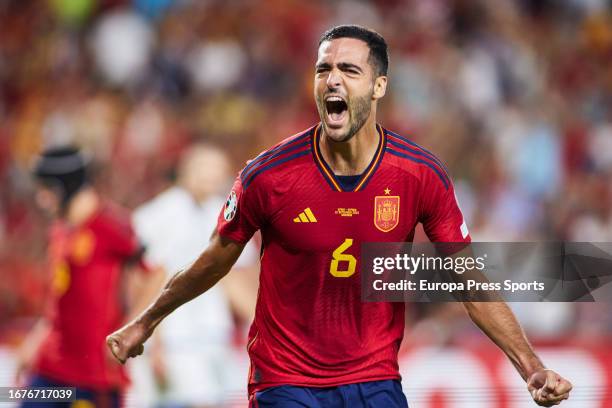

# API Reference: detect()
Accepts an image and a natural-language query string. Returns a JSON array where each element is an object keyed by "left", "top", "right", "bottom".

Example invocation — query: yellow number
[{"left": 330, "top": 238, "right": 357, "bottom": 278}]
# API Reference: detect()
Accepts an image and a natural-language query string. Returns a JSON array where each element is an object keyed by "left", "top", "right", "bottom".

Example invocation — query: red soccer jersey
[
  {"left": 35, "top": 203, "right": 144, "bottom": 390},
  {"left": 217, "top": 124, "right": 470, "bottom": 395}
]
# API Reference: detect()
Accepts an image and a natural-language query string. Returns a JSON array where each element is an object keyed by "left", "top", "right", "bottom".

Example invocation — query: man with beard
[{"left": 106, "top": 25, "right": 572, "bottom": 407}]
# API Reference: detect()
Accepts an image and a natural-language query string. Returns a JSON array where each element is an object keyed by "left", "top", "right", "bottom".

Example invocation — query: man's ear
[{"left": 373, "top": 76, "right": 387, "bottom": 100}]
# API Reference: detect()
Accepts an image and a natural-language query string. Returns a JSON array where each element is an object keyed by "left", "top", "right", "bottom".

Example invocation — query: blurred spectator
[{"left": 90, "top": 8, "right": 155, "bottom": 87}]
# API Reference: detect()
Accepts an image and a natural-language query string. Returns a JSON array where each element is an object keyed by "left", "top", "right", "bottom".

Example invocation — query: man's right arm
[{"left": 106, "top": 230, "right": 245, "bottom": 364}]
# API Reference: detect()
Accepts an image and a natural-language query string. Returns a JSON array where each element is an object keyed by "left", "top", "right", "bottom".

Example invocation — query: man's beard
[{"left": 317, "top": 91, "right": 372, "bottom": 142}]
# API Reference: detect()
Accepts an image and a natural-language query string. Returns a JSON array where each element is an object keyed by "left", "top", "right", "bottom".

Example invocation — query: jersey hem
[
  {"left": 34, "top": 367, "right": 128, "bottom": 391},
  {"left": 248, "top": 374, "right": 401, "bottom": 396}
]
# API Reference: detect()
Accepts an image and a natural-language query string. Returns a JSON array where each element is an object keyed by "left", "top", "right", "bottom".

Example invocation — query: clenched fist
[
  {"left": 106, "top": 321, "right": 152, "bottom": 364},
  {"left": 527, "top": 369, "right": 572, "bottom": 406}
]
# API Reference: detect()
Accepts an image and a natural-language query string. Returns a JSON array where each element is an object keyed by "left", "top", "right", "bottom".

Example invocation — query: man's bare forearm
[
  {"left": 449, "top": 246, "right": 545, "bottom": 381},
  {"left": 463, "top": 301, "right": 544, "bottom": 381},
  {"left": 124, "top": 265, "right": 166, "bottom": 323}
]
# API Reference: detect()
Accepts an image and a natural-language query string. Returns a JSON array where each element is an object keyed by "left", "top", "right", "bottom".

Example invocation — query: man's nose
[{"left": 326, "top": 69, "right": 341, "bottom": 89}]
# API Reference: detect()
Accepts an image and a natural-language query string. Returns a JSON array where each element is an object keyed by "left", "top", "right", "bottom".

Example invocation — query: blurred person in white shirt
[{"left": 129, "top": 143, "right": 258, "bottom": 408}]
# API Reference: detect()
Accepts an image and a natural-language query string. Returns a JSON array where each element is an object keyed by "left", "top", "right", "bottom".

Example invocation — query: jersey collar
[{"left": 312, "top": 123, "right": 386, "bottom": 192}]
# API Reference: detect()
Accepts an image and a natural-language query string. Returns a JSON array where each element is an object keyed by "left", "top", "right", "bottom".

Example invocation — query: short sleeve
[
  {"left": 419, "top": 170, "right": 471, "bottom": 244},
  {"left": 217, "top": 175, "right": 266, "bottom": 244},
  {"left": 132, "top": 204, "right": 158, "bottom": 251},
  {"left": 102, "top": 208, "right": 147, "bottom": 265}
]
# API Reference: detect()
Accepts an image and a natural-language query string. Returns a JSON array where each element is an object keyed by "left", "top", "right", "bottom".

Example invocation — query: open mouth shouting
[{"left": 324, "top": 95, "right": 348, "bottom": 128}]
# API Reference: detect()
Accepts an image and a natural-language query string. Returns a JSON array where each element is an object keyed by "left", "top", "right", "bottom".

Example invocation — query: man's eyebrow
[
  {"left": 337, "top": 62, "right": 363, "bottom": 72},
  {"left": 315, "top": 62, "right": 363, "bottom": 72}
]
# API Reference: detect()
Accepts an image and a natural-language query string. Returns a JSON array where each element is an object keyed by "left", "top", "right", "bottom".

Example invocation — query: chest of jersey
[{"left": 266, "top": 163, "right": 421, "bottom": 254}]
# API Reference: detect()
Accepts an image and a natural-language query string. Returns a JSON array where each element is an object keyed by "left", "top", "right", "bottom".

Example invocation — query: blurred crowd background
[{"left": 1, "top": 0, "right": 611, "bottom": 406}]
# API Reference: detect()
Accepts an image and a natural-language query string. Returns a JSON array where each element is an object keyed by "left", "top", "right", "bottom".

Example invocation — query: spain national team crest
[{"left": 374, "top": 194, "right": 400, "bottom": 232}]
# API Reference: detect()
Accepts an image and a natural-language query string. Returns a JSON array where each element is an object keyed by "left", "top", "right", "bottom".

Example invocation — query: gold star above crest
[{"left": 384, "top": 188, "right": 391, "bottom": 195}]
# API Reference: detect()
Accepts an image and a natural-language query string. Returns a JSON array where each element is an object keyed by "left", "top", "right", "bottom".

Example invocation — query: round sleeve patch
[{"left": 224, "top": 190, "right": 238, "bottom": 221}]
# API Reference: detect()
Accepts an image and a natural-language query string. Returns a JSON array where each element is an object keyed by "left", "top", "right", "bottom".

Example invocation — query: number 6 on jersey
[{"left": 330, "top": 238, "right": 357, "bottom": 277}]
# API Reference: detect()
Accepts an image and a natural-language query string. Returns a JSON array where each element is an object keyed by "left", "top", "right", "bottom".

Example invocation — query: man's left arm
[
  {"left": 462, "top": 300, "right": 572, "bottom": 406},
  {"left": 419, "top": 168, "right": 572, "bottom": 406}
]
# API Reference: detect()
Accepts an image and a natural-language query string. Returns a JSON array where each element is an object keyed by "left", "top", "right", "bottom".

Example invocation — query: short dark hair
[
  {"left": 318, "top": 25, "right": 389, "bottom": 77},
  {"left": 34, "top": 145, "right": 89, "bottom": 205}
]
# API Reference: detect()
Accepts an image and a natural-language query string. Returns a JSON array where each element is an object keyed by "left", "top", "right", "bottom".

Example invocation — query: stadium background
[{"left": 0, "top": 0, "right": 611, "bottom": 406}]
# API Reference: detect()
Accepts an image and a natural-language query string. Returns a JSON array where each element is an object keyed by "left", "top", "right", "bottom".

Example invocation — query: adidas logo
[{"left": 293, "top": 208, "right": 317, "bottom": 223}]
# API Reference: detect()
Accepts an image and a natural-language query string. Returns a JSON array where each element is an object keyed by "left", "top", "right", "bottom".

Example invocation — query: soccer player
[
  {"left": 16, "top": 146, "right": 164, "bottom": 407},
  {"left": 107, "top": 25, "right": 573, "bottom": 407},
  {"left": 129, "top": 144, "right": 258, "bottom": 407}
]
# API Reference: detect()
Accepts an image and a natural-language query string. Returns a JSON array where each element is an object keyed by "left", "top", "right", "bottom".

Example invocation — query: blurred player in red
[
  {"left": 16, "top": 146, "right": 163, "bottom": 407},
  {"left": 107, "top": 26, "right": 572, "bottom": 407}
]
